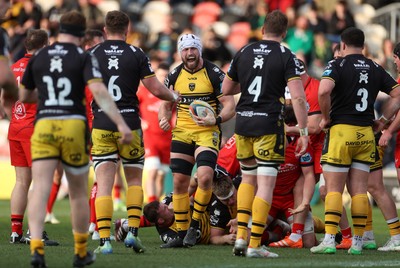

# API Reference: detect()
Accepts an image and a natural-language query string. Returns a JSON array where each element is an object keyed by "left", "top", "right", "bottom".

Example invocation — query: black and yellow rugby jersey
[
  {"left": 209, "top": 194, "right": 237, "bottom": 231},
  {"left": 90, "top": 40, "right": 155, "bottom": 131},
  {"left": 227, "top": 40, "right": 301, "bottom": 136},
  {"left": 21, "top": 42, "right": 102, "bottom": 120},
  {"left": 321, "top": 54, "right": 399, "bottom": 126},
  {"left": 165, "top": 60, "right": 224, "bottom": 128},
  {"left": 158, "top": 193, "right": 210, "bottom": 245}
]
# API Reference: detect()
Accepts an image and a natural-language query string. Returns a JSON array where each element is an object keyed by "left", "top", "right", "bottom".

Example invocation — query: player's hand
[
  {"left": 319, "top": 117, "right": 331, "bottom": 132},
  {"left": 227, "top": 219, "right": 237, "bottom": 234},
  {"left": 159, "top": 117, "right": 171, "bottom": 131},
  {"left": 379, "top": 130, "right": 392, "bottom": 147},
  {"left": 224, "top": 233, "right": 237, "bottom": 245},
  {"left": 192, "top": 110, "right": 216, "bottom": 126},
  {"left": 288, "top": 203, "right": 309, "bottom": 215},
  {"left": 118, "top": 124, "right": 133, "bottom": 144},
  {"left": 295, "top": 135, "right": 309, "bottom": 158},
  {"left": 170, "top": 85, "right": 181, "bottom": 103}
]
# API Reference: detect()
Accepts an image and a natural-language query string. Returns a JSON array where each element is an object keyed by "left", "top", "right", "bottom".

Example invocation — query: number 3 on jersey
[
  {"left": 248, "top": 76, "right": 261, "bottom": 102},
  {"left": 356, "top": 88, "right": 368, "bottom": 112},
  {"left": 43, "top": 75, "right": 73, "bottom": 106},
  {"left": 108, "top": 75, "right": 122, "bottom": 101}
]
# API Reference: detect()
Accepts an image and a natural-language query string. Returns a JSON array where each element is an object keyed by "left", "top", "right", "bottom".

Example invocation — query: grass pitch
[{"left": 1, "top": 199, "right": 400, "bottom": 268}]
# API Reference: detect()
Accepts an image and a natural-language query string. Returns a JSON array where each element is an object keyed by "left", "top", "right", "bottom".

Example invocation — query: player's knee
[
  {"left": 257, "top": 162, "right": 279, "bottom": 176},
  {"left": 319, "top": 186, "right": 327, "bottom": 201},
  {"left": 144, "top": 157, "right": 161, "bottom": 170},
  {"left": 171, "top": 158, "right": 193, "bottom": 176},
  {"left": 196, "top": 150, "right": 217, "bottom": 169},
  {"left": 240, "top": 163, "right": 257, "bottom": 176},
  {"left": 121, "top": 156, "right": 144, "bottom": 169}
]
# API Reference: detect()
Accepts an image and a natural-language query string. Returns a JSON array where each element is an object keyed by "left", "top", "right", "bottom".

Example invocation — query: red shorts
[
  {"left": 9, "top": 139, "right": 32, "bottom": 167},
  {"left": 311, "top": 136, "right": 323, "bottom": 174},
  {"left": 269, "top": 193, "right": 294, "bottom": 220},
  {"left": 143, "top": 133, "right": 171, "bottom": 165}
]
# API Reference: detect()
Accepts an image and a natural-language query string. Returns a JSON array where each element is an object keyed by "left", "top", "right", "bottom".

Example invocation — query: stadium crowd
[{"left": 1, "top": 0, "right": 400, "bottom": 267}]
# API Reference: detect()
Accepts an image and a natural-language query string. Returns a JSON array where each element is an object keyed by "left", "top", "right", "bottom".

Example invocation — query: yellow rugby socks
[
  {"left": 236, "top": 183, "right": 255, "bottom": 240},
  {"left": 95, "top": 196, "right": 113, "bottom": 239},
  {"left": 249, "top": 197, "right": 270, "bottom": 248}
]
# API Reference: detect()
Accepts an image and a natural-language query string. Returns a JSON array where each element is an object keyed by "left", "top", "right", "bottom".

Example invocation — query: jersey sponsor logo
[
  {"left": 300, "top": 152, "right": 312, "bottom": 163},
  {"left": 237, "top": 111, "right": 268, "bottom": 117},
  {"left": 104, "top": 46, "right": 124, "bottom": 56},
  {"left": 354, "top": 60, "right": 370, "bottom": 69},
  {"left": 253, "top": 44, "right": 271, "bottom": 55},
  {"left": 129, "top": 148, "right": 139, "bottom": 157},
  {"left": 322, "top": 69, "right": 332, "bottom": 76},
  {"left": 258, "top": 149, "right": 270, "bottom": 156},
  {"left": 181, "top": 96, "right": 212, "bottom": 104},
  {"left": 70, "top": 153, "right": 82, "bottom": 162},
  {"left": 345, "top": 140, "right": 373, "bottom": 146},
  {"left": 48, "top": 45, "right": 68, "bottom": 56},
  {"left": 278, "top": 163, "right": 297, "bottom": 173},
  {"left": 356, "top": 132, "right": 365, "bottom": 140},
  {"left": 14, "top": 101, "right": 27, "bottom": 119},
  {"left": 213, "top": 67, "right": 221, "bottom": 73}
]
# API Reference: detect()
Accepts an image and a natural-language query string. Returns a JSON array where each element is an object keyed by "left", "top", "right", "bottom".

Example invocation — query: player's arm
[
  {"left": 142, "top": 76, "right": 179, "bottom": 103},
  {"left": 318, "top": 78, "right": 334, "bottom": 129},
  {"left": 0, "top": 58, "right": 18, "bottom": 103},
  {"left": 0, "top": 89, "right": 12, "bottom": 118},
  {"left": 217, "top": 95, "right": 236, "bottom": 124},
  {"left": 288, "top": 79, "right": 309, "bottom": 156},
  {"left": 158, "top": 100, "right": 175, "bottom": 131},
  {"left": 287, "top": 113, "right": 323, "bottom": 136},
  {"left": 221, "top": 76, "right": 240, "bottom": 96},
  {"left": 210, "top": 227, "right": 236, "bottom": 245},
  {"left": 379, "top": 109, "right": 400, "bottom": 146},
  {"left": 89, "top": 81, "right": 132, "bottom": 144},
  {"left": 19, "top": 86, "right": 38, "bottom": 104}
]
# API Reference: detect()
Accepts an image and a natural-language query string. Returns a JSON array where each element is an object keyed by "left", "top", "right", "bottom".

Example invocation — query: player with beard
[{"left": 158, "top": 33, "right": 236, "bottom": 248}]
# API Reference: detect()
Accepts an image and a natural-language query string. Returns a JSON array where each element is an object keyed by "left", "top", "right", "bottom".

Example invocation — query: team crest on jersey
[
  {"left": 108, "top": 57, "right": 119, "bottom": 70},
  {"left": 253, "top": 56, "right": 264, "bottom": 69},
  {"left": 13, "top": 101, "right": 26, "bottom": 119},
  {"left": 189, "top": 83, "right": 195, "bottom": 91},
  {"left": 50, "top": 56, "right": 63, "bottom": 73},
  {"left": 359, "top": 72, "right": 368, "bottom": 84}
]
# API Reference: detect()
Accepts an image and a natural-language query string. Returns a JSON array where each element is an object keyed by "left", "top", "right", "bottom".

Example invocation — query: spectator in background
[
  {"left": 306, "top": 1, "right": 327, "bottom": 34},
  {"left": 285, "top": 14, "right": 314, "bottom": 64},
  {"left": 310, "top": 32, "right": 332, "bottom": 77},
  {"left": 201, "top": 25, "right": 232, "bottom": 68},
  {"left": 41, "top": 0, "right": 73, "bottom": 42},
  {"left": 265, "top": 0, "right": 295, "bottom": 13},
  {"left": 327, "top": 0, "right": 355, "bottom": 43},
  {"left": 10, "top": 0, "right": 42, "bottom": 61},
  {"left": 249, "top": 1, "right": 268, "bottom": 40},
  {"left": 77, "top": 0, "right": 104, "bottom": 29}
]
